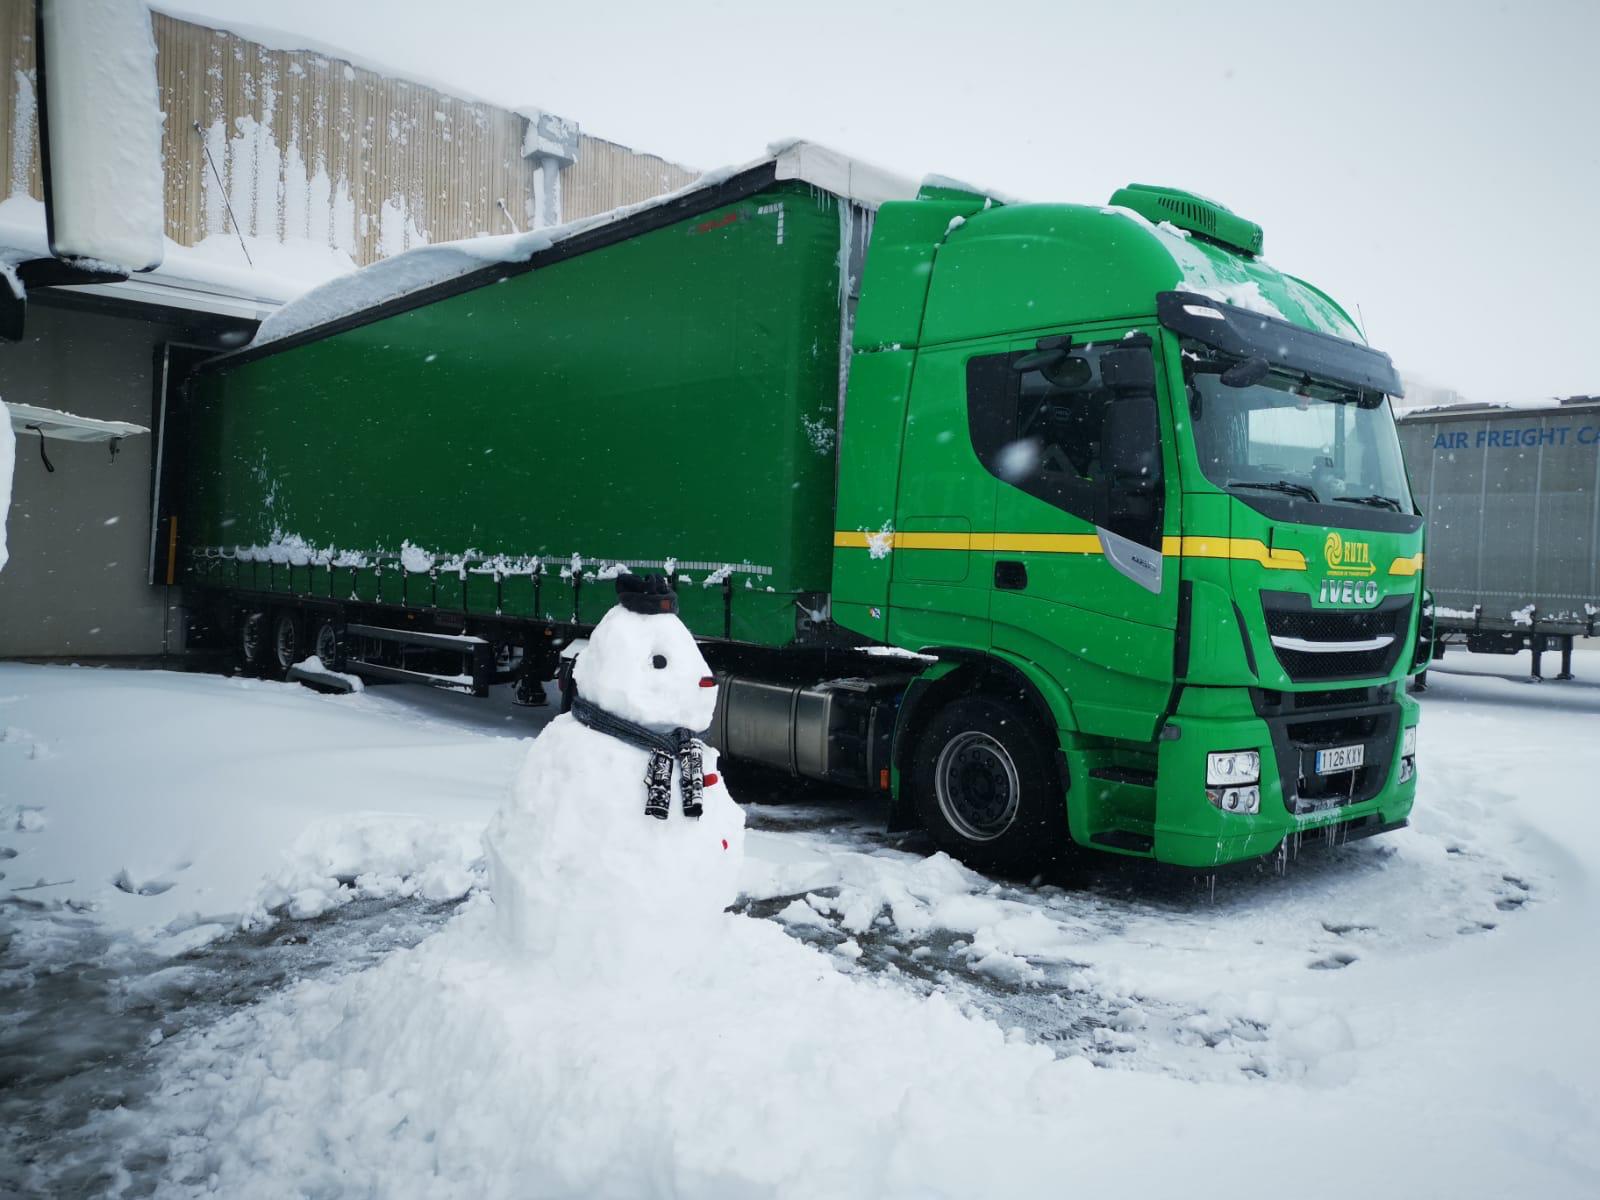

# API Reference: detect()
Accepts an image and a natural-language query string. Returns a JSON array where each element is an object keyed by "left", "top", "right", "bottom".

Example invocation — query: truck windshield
[{"left": 1186, "top": 361, "right": 1414, "bottom": 514}]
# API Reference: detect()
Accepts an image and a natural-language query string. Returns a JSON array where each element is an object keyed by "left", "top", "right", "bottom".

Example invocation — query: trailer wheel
[
  {"left": 312, "top": 619, "right": 343, "bottom": 672},
  {"left": 269, "top": 610, "right": 303, "bottom": 678},
  {"left": 909, "top": 693, "right": 1068, "bottom": 875},
  {"left": 238, "top": 610, "right": 270, "bottom": 675}
]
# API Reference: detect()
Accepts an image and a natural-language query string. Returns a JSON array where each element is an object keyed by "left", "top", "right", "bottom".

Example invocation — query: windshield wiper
[
  {"left": 1224, "top": 479, "right": 1320, "bottom": 503},
  {"left": 1332, "top": 494, "right": 1403, "bottom": 512}
]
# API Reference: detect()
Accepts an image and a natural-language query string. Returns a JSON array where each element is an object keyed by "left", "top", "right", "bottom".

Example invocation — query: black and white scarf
[{"left": 571, "top": 697, "right": 704, "bottom": 820}]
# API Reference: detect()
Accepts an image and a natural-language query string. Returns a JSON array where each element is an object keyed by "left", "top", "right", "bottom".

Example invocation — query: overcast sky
[{"left": 169, "top": 0, "right": 1597, "bottom": 404}]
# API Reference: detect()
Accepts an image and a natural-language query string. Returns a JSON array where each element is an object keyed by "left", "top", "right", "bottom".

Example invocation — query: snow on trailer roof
[
  {"left": 1397, "top": 396, "right": 1600, "bottom": 420},
  {"left": 246, "top": 141, "right": 918, "bottom": 352}
]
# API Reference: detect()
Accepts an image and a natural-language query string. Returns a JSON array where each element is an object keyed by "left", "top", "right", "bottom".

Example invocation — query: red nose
[{"left": 699, "top": 676, "right": 717, "bottom": 688}]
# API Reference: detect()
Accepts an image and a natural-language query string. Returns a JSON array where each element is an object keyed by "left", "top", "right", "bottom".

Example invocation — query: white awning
[{"left": 7, "top": 402, "right": 150, "bottom": 442}]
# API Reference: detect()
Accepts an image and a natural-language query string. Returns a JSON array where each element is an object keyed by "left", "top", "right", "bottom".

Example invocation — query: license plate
[{"left": 1315, "top": 744, "right": 1365, "bottom": 775}]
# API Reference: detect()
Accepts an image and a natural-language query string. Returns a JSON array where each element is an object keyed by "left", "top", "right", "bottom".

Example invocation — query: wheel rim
[
  {"left": 314, "top": 623, "right": 337, "bottom": 666},
  {"left": 241, "top": 614, "right": 264, "bottom": 662},
  {"left": 934, "top": 730, "right": 1022, "bottom": 843},
  {"left": 274, "top": 618, "right": 299, "bottom": 669}
]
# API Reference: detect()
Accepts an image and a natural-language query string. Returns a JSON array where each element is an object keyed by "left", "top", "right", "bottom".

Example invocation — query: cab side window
[{"left": 967, "top": 337, "right": 1160, "bottom": 533}]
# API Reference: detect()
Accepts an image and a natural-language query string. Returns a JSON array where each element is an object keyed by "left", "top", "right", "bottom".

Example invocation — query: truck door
[
  {"left": 971, "top": 325, "right": 1180, "bottom": 741},
  {"left": 887, "top": 342, "right": 999, "bottom": 652}
]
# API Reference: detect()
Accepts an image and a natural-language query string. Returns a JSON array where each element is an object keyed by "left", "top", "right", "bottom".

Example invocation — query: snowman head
[{"left": 573, "top": 574, "right": 718, "bottom": 732}]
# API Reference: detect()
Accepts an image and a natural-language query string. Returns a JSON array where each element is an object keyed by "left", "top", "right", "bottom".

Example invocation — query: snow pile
[
  {"left": 254, "top": 812, "right": 482, "bottom": 922},
  {"left": 36, "top": 0, "right": 165, "bottom": 271},
  {"left": 0, "top": 398, "right": 13, "bottom": 572},
  {"left": 0, "top": 193, "right": 352, "bottom": 307},
  {"left": 0, "top": 665, "right": 525, "bottom": 952},
  {"left": 0, "top": 196, "right": 50, "bottom": 268},
  {"left": 157, "top": 233, "right": 357, "bottom": 303},
  {"left": 128, "top": 896, "right": 1084, "bottom": 1197},
  {"left": 484, "top": 597, "right": 742, "bottom": 963}
]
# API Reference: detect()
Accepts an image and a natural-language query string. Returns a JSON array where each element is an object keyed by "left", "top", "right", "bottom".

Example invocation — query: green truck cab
[
  {"left": 830, "top": 182, "right": 1422, "bottom": 870},
  {"left": 169, "top": 144, "right": 1422, "bottom": 875}
]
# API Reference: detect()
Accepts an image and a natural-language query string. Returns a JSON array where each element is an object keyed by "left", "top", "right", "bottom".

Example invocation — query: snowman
[{"left": 484, "top": 574, "right": 745, "bottom": 968}]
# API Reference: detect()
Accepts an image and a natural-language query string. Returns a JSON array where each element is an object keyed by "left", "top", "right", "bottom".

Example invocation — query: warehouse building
[{"left": 0, "top": 0, "right": 696, "bottom": 657}]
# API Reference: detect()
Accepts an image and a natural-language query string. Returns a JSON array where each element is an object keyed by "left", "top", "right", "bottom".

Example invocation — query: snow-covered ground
[{"left": 3, "top": 657, "right": 1598, "bottom": 1196}]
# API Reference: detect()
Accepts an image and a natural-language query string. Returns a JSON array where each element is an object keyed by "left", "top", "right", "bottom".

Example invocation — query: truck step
[
  {"left": 1089, "top": 830, "right": 1156, "bottom": 854},
  {"left": 345, "top": 660, "right": 479, "bottom": 694},
  {"left": 1089, "top": 766, "right": 1157, "bottom": 789},
  {"left": 346, "top": 622, "right": 489, "bottom": 651}
]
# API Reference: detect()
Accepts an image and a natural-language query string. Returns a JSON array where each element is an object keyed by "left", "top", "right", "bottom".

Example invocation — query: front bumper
[{"left": 1151, "top": 685, "right": 1419, "bottom": 868}]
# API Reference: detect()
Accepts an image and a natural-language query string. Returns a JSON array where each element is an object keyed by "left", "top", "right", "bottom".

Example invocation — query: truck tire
[
  {"left": 909, "top": 693, "right": 1069, "bottom": 875},
  {"left": 269, "top": 610, "right": 303, "bottom": 679},
  {"left": 238, "top": 610, "right": 270, "bottom": 676},
  {"left": 312, "top": 619, "right": 344, "bottom": 672}
]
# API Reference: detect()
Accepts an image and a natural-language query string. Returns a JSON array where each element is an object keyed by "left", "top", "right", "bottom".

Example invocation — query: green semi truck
[{"left": 165, "top": 141, "right": 1425, "bottom": 872}]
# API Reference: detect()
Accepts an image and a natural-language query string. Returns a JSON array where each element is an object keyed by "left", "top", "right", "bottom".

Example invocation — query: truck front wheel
[{"left": 909, "top": 694, "right": 1069, "bottom": 875}]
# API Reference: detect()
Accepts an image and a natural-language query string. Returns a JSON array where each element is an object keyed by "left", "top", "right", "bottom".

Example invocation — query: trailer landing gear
[{"left": 1529, "top": 634, "right": 1577, "bottom": 682}]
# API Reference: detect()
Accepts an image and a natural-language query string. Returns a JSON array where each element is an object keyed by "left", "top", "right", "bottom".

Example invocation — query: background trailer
[{"left": 1398, "top": 397, "right": 1600, "bottom": 679}]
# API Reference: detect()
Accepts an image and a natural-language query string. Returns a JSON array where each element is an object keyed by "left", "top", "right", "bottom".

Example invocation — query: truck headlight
[
  {"left": 1206, "top": 784, "right": 1260, "bottom": 814},
  {"left": 1398, "top": 724, "right": 1417, "bottom": 784},
  {"left": 1206, "top": 750, "right": 1260, "bottom": 786}
]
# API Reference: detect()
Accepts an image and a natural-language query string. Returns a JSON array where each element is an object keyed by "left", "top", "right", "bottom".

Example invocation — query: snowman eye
[{"left": 651, "top": 654, "right": 668, "bottom": 670}]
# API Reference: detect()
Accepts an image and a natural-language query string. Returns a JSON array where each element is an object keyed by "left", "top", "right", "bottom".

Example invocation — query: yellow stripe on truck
[
  {"left": 833, "top": 531, "right": 1307, "bottom": 570},
  {"left": 1387, "top": 552, "right": 1424, "bottom": 576},
  {"left": 835, "top": 531, "right": 1102, "bottom": 554},
  {"left": 1173, "top": 536, "right": 1307, "bottom": 571}
]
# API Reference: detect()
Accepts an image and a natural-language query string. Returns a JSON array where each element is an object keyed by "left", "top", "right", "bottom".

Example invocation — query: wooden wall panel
[
  {"left": 0, "top": 1, "right": 697, "bottom": 269},
  {"left": 1, "top": 0, "right": 42, "bottom": 204},
  {"left": 564, "top": 134, "right": 699, "bottom": 221}
]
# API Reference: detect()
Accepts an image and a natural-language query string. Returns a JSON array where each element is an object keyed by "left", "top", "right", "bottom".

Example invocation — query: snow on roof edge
[
  {"left": 919, "top": 172, "right": 1028, "bottom": 207},
  {"left": 249, "top": 141, "right": 920, "bottom": 351},
  {"left": 767, "top": 139, "right": 918, "bottom": 209},
  {"left": 1397, "top": 397, "right": 1600, "bottom": 420},
  {"left": 153, "top": 5, "right": 699, "bottom": 178},
  {"left": 151, "top": 3, "right": 509, "bottom": 112}
]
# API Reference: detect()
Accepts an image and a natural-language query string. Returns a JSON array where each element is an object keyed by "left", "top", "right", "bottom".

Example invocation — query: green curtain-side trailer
[
  {"left": 181, "top": 174, "right": 858, "bottom": 646},
  {"left": 170, "top": 143, "right": 1425, "bottom": 875}
]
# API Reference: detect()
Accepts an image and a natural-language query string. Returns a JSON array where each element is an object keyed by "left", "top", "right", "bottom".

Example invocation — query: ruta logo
[{"left": 1324, "top": 531, "right": 1375, "bottom": 577}]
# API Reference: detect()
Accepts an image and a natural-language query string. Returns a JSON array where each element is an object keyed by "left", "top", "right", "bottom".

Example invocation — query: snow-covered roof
[
  {"left": 0, "top": 195, "right": 350, "bottom": 323},
  {"left": 249, "top": 140, "right": 918, "bottom": 350}
]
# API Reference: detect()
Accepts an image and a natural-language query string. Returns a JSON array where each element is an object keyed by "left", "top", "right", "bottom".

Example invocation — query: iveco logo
[
  {"left": 1319, "top": 579, "right": 1380, "bottom": 606},
  {"left": 1324, "top": 531, "right": 1375, "bottom": 577}
]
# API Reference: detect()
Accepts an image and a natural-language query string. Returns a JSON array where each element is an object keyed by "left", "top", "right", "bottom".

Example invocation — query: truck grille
[
  {"left": 1264, "top": 703, "right": 1400, "bottom": 815},
  {"left": 1262, "top": 592, "right": 1413, "bottom": 682}
]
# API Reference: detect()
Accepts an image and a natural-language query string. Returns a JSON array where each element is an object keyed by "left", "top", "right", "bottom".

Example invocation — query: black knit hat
[{"left": 615, "top": 572, "right": 679, "bottom": 615}]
